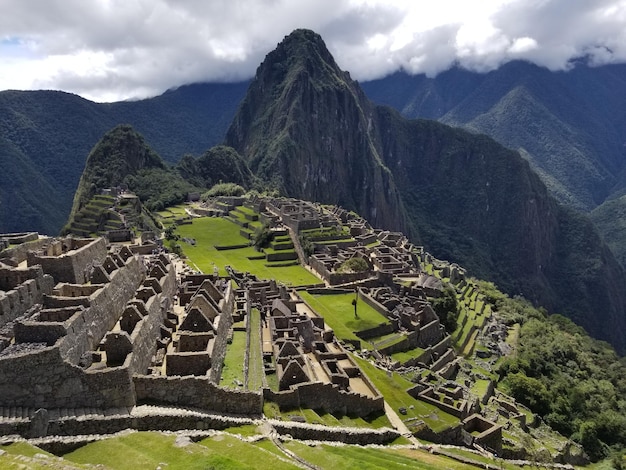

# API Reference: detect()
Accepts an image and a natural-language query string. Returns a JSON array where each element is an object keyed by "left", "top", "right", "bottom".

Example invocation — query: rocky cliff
[{"left": 225, "top": 29, "right": 409, "bottom": 234}]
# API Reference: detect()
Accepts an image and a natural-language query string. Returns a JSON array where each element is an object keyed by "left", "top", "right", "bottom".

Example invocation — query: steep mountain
[
  {"left": 361, "top": 62, "right": 626, "bottom": 212},
  {"left": 226, "top": 29, "right": 626, "bottom": 352},
  {"left": 0, "top": 82, "right": 247, "bottom": 234},
  {"left": 67, "top": 124, "right": 195, "bottom": 228},
  {"left": 590, "top": 195, "right": 626, "bottom": 267},
  {"left": 226, "top": 29, "right": 408, "bottom": 233}
]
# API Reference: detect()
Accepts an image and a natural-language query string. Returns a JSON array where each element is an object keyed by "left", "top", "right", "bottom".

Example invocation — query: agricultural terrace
[
  {"left": 353, "top": 356, "right": 458, "bottom": 433},
  {"left": 155, "top": 204, "right": 188, "bottom": 226},
  {"left": 298, "top": 291, "right": 390, "bottom": 343},
  {"left": 175, "top": 217, "right": 320, "bottom": 286}
]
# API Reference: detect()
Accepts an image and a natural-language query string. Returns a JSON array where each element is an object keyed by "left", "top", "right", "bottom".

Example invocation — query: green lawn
[
  {"left": 247, "top": 308, "right": 264, "bottom": 390},
  {"left": 353, "top": 355, "right": 459, "bottom": 433},
  {"left": 283, "top": 441, "right": 483, "bottom": 470},
  {"left": 390, "top": 347, "right": 426, "bottom": 364},
  {"left": 298, "top": 291, "right": 390, "bottom": 343},
  {"left": 176, "top": 217, "right": 320, "bottom": 286},
  {"left": 63, "top": 431, "right": 300, "bottom": 470},
  {"left": 221, "top": 330, "right": 247, "bottom": 388}
]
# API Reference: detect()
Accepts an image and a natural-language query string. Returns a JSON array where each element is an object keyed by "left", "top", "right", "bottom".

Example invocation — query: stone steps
[{"left": 0, "top": 406, "right": 131, "bottom": 422}]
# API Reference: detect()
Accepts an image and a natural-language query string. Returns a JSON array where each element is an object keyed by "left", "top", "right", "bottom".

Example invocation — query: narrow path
[
  {"left": 261, "top": 420, "right": 321, "bottom": 470},
  {"left": 384, "top": 401, "right": 421, "bottom": 446}
]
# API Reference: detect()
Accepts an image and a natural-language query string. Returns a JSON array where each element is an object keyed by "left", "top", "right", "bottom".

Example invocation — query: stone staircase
[{"left": 0, "top": 406, "right": 130, "bottom": 421}]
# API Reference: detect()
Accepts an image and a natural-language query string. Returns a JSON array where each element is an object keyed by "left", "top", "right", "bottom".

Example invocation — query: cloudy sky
[{"left": 1, "top": 0, "right": 625, "bottom": 102}]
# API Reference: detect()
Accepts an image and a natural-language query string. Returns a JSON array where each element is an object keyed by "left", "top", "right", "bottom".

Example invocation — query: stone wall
[
  {"left": 271, "top": 421, "right": 400, "bottom": 445},
  {"left": 417, "top": 319, "right": 443, "bottom": 348},
  {"left": 58, "top": 256, "right": 145, "bottom": 365},
  {"left": 0, "top": 265, "right": 54, "bottom": 327},
  {"left": 0, "top": 237, "right": 49, "bottom": 264},
  {"left": 264, "top": 381, "right": 383, "bottom": 416},
  {"left": 0, "top": 410, "right": 254, "bottom": 440},
  {"left": 355, "top": 322, "right": 396, "bottom": 341},
  {"left": 0, "top": 345, "right": 135, "bottom": 408},
  {"left": 27, "top": 238, "right": 108, "bottom": 284},
  {"left": 209, "top": 283, "right": 235, "bottom": 383},
  {"left": 0, "top": 232, "right": 39, "bottom": 245},
  {"left": 134, "top": 375, "right": 263, "bottom": 415}
]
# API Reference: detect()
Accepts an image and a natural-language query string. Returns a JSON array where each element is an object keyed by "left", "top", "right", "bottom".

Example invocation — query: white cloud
[{"left": 0, "top": 0, "right": 625, "bottom": 101}]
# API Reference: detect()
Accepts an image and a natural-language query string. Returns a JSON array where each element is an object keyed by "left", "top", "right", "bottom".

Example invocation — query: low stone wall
[
  {"left": 355, "top": 322, "right": 396, "bottom": 341},
  {"left": 0, "top": 410, "right": 255, "bottom": 440},
  {"left": 0, "top": 232, "right": 39, "bottom": 245},
  {"left": 134, "top": 375, "right": 263, "bottom": 415},
  {"left": 271, "top": 421, "right": 400, "bottom": 445},
  {"left": 327, "top": 271, "right": 371, "bottom": 286},
  {"left": 358, "top": 290, "right": 390, "bottom": 319},
  {"left": 264, "top": 381, "right": 383, "bottom": 416},
  {"left": 265, "top": 251, "right": 298, "bottom": 262}
]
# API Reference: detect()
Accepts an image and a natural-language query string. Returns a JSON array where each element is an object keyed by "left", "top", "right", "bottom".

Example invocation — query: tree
[
  {"left": 337, "top": 257, "right": 369, "bottom": 273},
  {"left": 253, "top": 225, "right": 273, "bottom": 250},
  {"left": 431, "top": 286, "right": 459, "bottom": 332}
]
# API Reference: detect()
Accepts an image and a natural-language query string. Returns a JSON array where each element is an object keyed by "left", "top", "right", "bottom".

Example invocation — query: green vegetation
[
  {"left": 203, "top": 182, "right": 246, "bottom": 198},
  {"left": 431, "top": 285, "right": 459, "bottom": 332},
  {"left": 179, "top": 145, "right": 253, "bottom": 190},
  {"left": 247, "top": 308, "right": 264, "bottom": 390},
  {"left": 353, "top": 355, "right": 458, "bottom": 433},
  {"left": 221, "top": 330, "right": 246, "bottom": 388},
  {"left": 485, "top": 289, "right": 626, "bottom": 461},
  {"left": 590, "top": 194, "right": 626, "bottom": 267},
  {"left": 299, "top": 291, "right": 389, "bottom": 343},
  {"left": 283, "top": 441, "right": 487, "bottom": 469},
  {"left": 175, "top": 217, "right": 319, "bottom": 285},
  {"left": 63, "top": 431, "right": 299, "bottom": 469},
  {"left": 337, "top": 256, "right": 369, "bottom": 273}
]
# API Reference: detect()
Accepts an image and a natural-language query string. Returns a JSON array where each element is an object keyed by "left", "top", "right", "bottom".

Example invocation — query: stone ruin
[
  {"left": 226, "top": 269, "right": 384, "bottom": 417},
  {"left": 0, "top": 235, "right": 262, "bottom": 441}
]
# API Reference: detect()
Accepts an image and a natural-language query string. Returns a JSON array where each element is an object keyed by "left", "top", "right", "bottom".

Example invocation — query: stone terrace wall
[
  {"left": 264, "top": 381, "right": 383, "bottom": 416},
  {"left": 271, "top": 421, "right": 400, "bottom": 445},
  {"left": 0, "top": 345, "right": 135, "bottom": 408},
  {"left": 0, "top": 411, "right": 254, "bottom": 439},
  {"left": 134, "top": 375, "right": 263, "bottom": 415}
]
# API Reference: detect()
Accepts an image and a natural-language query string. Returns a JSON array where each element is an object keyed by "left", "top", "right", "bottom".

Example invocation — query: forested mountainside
[
  {"left": 225, "top": 29, "right": 626, "bottom": 352},
  {"left": 361, "top": 62, "right": 626, "bottom": 212},
  {"left": 0, "top": 82, "right": 247, "bottom": 234}
]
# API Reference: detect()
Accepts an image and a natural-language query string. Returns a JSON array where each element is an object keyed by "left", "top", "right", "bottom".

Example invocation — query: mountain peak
[
  {"left": 254, "top": 29, "right": 345, "bottom": 90},
  {"left": 225, "top": 29, "right": 407, "bottom": 233}
]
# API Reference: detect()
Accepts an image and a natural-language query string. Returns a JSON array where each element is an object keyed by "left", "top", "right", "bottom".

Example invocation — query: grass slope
[
  {"left": 298, "top": 291, "right": 389, "bottom": 343},
  {"left": 63, "top": 432, "right": 299, "bottom": 470},
  {"left": 176, "top": 217, "right": 320, "bottom": 286}
]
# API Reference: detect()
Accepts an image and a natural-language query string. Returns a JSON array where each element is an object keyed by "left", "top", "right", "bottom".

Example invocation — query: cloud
[{"left": 0, "top": 0, "right": 625, "bottom": 101}]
